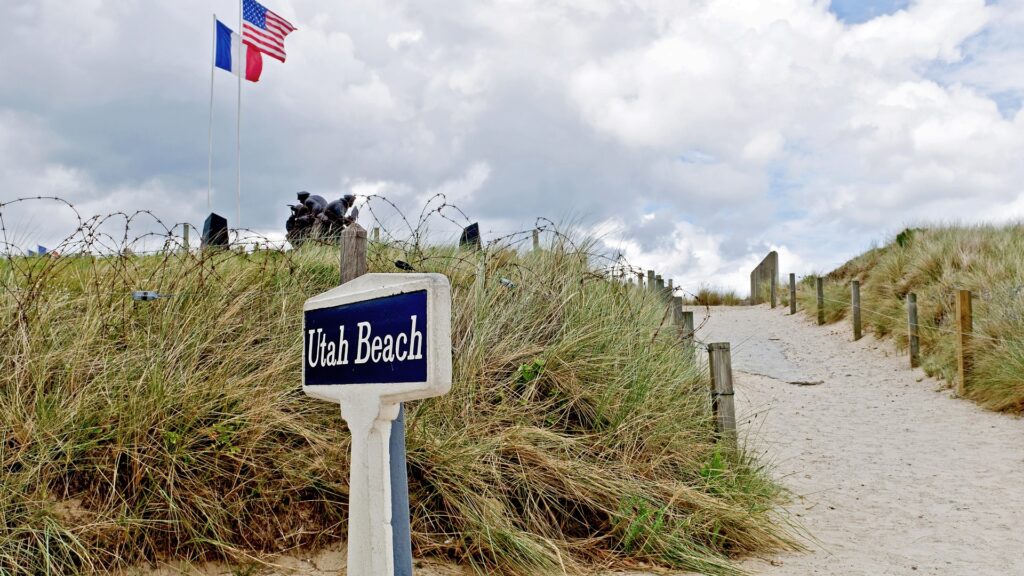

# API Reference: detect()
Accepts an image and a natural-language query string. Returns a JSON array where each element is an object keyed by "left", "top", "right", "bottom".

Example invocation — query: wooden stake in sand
[
  {"left": 907, "top": 293, "right": 920, "bottom": 369},
  {"left": 789, "top": 273, "right": 797, "bottom": 315},
  {"left": 956, "top": 289, "right": 972, "bottom": 396},
  {"left": 852, "top": 280, "right": 862, "bottom": 341},
  {"left": 707, "top": 342, "right": 736, "bottom": 442},
  {"left": 816, "top": 277, "right": 825, "bottom": 326}
]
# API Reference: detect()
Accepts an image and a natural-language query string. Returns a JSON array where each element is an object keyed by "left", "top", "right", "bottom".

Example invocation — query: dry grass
[
  {"left": 796, "top": 225, "right": 1024, "bottom": 413},
  {"left": 686, "top": 284, "right": 745, "bottom": 307},
  {"left": 0, "top": 236, "right": 794, "bottom": 575}
]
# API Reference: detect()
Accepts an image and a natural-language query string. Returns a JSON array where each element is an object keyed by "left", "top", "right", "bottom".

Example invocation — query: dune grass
[
  {"left": 0, "top": 236, "right": 794, "bottom": 575},
  {"left": 795, "top": 225, "right": 1024, "bottom": 413},
  {"left": 686, "top": 284, "right": 745, "bottom": 307}
]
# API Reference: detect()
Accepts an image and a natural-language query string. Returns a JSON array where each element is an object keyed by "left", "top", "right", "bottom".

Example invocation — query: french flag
[{"left": 215, "top": 20, "right": 262, "bottom": 82}]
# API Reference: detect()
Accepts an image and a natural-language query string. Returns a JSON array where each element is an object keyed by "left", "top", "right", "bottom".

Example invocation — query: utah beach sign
[{"left": 303, "top": 273, "right": 452, "bottom": 576}]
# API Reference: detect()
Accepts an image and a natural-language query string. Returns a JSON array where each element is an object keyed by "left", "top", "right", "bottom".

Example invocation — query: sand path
[{"left": 695, "top": 305, "right": 1024, "bottom": 576}]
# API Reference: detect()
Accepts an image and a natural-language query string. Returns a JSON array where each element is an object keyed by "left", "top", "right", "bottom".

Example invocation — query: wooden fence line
[{"left": 792, "top": 277, "right": 982, "bottom": 397}]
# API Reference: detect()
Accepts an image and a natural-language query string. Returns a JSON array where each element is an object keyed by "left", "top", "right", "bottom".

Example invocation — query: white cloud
[{"left": 3, "top": 0, "right": 1024, "bottom": 294}]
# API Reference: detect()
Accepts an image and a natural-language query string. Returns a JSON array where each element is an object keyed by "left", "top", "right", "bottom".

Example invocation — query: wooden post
[
  {"left": 667, "top": 279, "right": 674, "bottom": 295},
  {"left": 182, "top": 224, "right": 190, "bottom": 254},
  {"left": 851, "top": 280, "right": 862, "bottom": 341},
  {"left": 655, "top": 275, "right": 664, "bottom": 298},
  {"left": 647, "top": 270, "right": 655, "bottom": 293},
  {"left": 682, "top": 310, "right": 695, "bottom": 360},
  {"left": 672, "top": 296, "right": 684, "bottom": 331},
  {"left": 372, "top": 227, "right": 380, "bottom": 242},
  {"left": 476, "top": 252, "right": 487, "bottom": 294},
  {"left": 770, "top": 273, "right": 777, "bottom": 309},
  {"left": 907, "top": 293, "right": 920, "bottom": 369},
  {"left": 956, "top": 289, "right": 972, "bottom": 396},
  {"left": 707, "top": 343, "right": 736, "bottom": 441},
  {"left": 789, "top": 273, "right": 797, "bottom": 315},
  {"left": 816, "top": 277, "right": 825, "bottom": 325},
  {"left": 532, "top": 229, "right": 540, "bottom": 251},
  {"left": 338, "top": 222, "right": 412, "bottom": 575},
  {"left": 340, "top": 224, "right": 368, "bottom": 284}
]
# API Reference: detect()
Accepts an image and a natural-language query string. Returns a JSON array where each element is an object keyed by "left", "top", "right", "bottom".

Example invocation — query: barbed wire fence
[{"left": 0, "top": 194, "right": 714, "bottom": 356}]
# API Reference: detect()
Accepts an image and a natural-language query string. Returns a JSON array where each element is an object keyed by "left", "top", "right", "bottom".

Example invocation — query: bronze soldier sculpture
[{"left": 286, "top": 191, "right": 359, "bottom": 247}]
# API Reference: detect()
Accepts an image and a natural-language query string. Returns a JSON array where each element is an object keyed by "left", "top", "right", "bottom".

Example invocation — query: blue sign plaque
[{"left": 304, "top": 290, "right": 428, "bottom": 386}]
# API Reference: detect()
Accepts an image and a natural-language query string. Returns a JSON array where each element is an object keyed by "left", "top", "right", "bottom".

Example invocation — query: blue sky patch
[{"left": 830, "top": 0, "right": 910, "bottom": 24}]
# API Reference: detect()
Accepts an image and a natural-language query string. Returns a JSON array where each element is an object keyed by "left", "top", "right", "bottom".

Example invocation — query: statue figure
[{"left": 286, "top": 192, "right": 360, "bottom": 247}]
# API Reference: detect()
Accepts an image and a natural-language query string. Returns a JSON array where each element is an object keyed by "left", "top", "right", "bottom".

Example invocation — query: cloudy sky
[{"left": 2, "top": 0, "right": 1023, "bottom": 294}]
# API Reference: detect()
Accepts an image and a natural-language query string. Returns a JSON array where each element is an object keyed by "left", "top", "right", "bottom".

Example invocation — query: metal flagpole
[
  {"left": 208, "top": 13, "right": 216, "bottom": 213},
  {"left": 236, "top": 0, "right": 243, "bottom": 229}
]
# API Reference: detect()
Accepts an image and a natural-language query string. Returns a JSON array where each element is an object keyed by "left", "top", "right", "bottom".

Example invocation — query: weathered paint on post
[
  {"left": 851, "top": 280, "right": 862, "bottom": 341},
  {"left": 340, "top": 224, "right": 368, "bottom": 285},
  {"left": 707, "top": 343, "right": 736, "bottom": 441},
  {"left": 907, "top": 293, "right": 920, "bottom": 369},
  {"left": 789, "top": 273, "right": 797, "bottom": 315},
  {"left": 956, "top": 289, "right": 972, "bottom": 396},
  {"left": 816, "top": 277, "right": 825, "bottom": 325}
]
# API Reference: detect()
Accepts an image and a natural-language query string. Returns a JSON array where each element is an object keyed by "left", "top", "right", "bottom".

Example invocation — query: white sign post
[{"left": 303, "top": 273, "right": 452, "bottom": 575}]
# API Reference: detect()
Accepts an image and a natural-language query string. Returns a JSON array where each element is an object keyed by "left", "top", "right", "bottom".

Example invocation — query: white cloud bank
[{"left": 2, "top": 0, "right": 1024, "bottom": 294}]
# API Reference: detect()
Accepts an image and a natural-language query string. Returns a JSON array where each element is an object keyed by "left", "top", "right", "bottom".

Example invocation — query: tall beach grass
[{"left": 0, "top": 230, "right": 794, "bottom": 574}]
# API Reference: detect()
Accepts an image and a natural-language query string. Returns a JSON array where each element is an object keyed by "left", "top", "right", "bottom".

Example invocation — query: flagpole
[
  {"left": 208, "top": 13, "right": 216, "bottom": 213},
  {"left": 236, "top": 0, "right": 243, "bottom": 229}
]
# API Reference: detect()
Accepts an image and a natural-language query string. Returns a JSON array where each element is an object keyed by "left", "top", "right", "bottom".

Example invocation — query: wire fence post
[
  {"left": 956, "top": 289, "right": 972, "bottom": 396},
  {"left": 907, "top": 293, "right": 920, "bottom": 369},
  {"left": 770, "top": 273, "right": 777, "bottom": 309},
  {"left": 707, "top": 343, "right": 736, "bottom": 442},
  {"left": 789, "top": 273, "right": 797, "bottom": 315},
  {"left": 851, "top": 280, "right": 862, "bottom": 341},
  {"left": 816, "top": 277, "right": 825, "bottom": 325},
  {"left": 532, "top": 229, "right": 540, "bottom": 251},
  {"left": 182, "top": 224, "right": 190, "bottom": 254},
  {"left": 647, "top": 270, "right": 655, "bottom": 293},
  {"left": 340, "top": 224, "right": 368, "bottom": 284},
  {"left": 372, "top": 227, "right": 380, "bottom": 242},
  {"left": 682, "top": 310, "right": 695, "bottom": 360},
  {"left": 476, "top": 252, "right": 487, "bottom": 295}
]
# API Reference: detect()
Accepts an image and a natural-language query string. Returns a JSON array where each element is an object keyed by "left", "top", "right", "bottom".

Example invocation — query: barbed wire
[{"left": 0, "top": 195, "right": 712, "bottom": 347}]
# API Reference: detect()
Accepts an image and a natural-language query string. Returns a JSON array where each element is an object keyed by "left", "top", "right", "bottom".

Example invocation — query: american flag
[{"left": 242, "top": 0, "right": 296, "bottom": 63}]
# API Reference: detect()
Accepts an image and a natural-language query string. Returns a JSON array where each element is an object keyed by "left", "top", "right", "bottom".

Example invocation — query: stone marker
[{"left": 303, "top": 273, "right": 453, "bottom": 576}]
